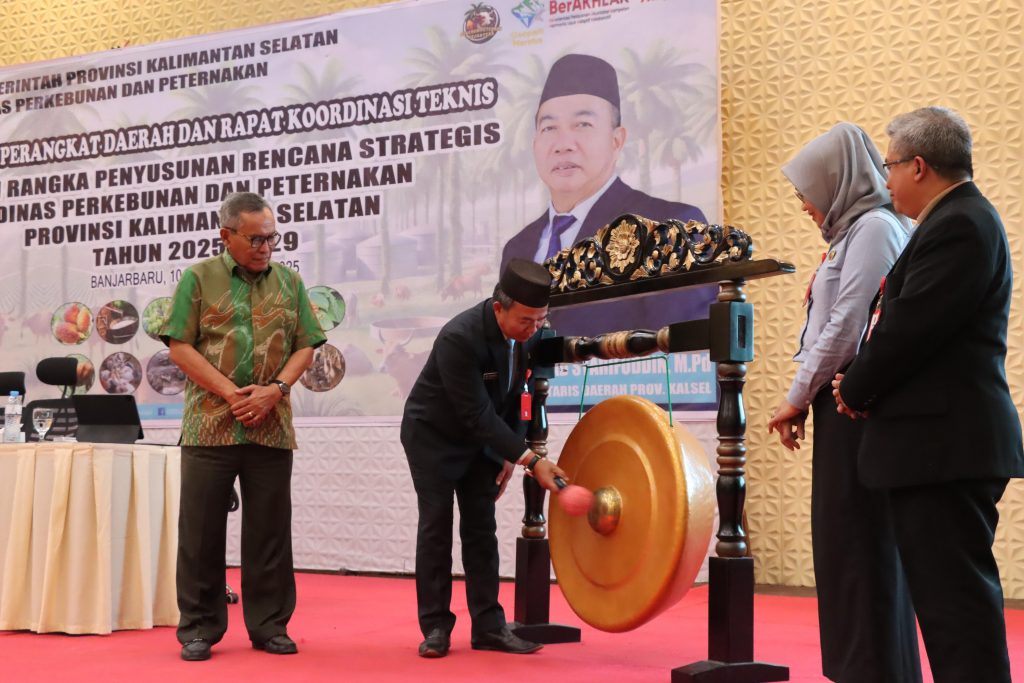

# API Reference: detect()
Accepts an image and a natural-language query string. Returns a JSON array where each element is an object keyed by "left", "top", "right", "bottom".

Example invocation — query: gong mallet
[{"left": 553, "top": 476, "right": 594, "bottom": 517}]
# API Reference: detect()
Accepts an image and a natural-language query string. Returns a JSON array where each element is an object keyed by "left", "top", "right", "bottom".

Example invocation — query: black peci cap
[
  {"left": 500, "top": 259, "right": 552, "bottom": 308},
  {"left": 538, "top": 53, "right": 620, "bottom": 110}
]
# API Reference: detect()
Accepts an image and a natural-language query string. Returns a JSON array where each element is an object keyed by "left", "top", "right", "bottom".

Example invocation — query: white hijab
[{"left": 782, "top": 122, "right": 894, "bottom": 244}]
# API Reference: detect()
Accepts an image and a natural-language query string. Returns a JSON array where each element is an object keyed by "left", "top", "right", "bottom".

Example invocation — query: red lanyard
[
  {"left": 520, "top": 369, "right": 532, "bottom": 420},
  {"left": 865, "top": 276, "right": 887, "bottom": 341}
]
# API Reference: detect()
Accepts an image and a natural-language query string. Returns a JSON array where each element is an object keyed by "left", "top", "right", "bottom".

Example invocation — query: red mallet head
[{"left": 554, "top": 476, "right": 594, "bottom": 517}]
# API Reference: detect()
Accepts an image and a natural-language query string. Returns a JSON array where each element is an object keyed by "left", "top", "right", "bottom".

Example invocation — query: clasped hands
[
  {"left": 767, "top": 374, "right": 868, "bottom": 450},
  {"left": 831, "top": 373, "right": 868, "bottom": 420},
  {"left": 229, "top": 383, "right": 283, "bottom": 428}
]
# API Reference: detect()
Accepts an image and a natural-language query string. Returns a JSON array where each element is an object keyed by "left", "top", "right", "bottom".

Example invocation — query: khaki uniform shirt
[{"left": 161, "top": 251, "right": 325, "bottom": 449}]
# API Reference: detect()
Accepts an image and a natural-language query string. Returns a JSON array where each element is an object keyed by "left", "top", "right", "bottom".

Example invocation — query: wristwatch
[{"left": 269, "top": 379, "right": 290, "bottom": 396}]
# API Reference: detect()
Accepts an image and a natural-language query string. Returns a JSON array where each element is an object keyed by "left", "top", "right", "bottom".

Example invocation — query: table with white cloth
[{"left": 0, "top": 442, "right": 180, "bottom": 634}]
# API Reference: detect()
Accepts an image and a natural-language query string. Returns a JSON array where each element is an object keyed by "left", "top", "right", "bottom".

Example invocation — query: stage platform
[{"left": 1, "top": 570, "right": 1021, "bottom": 682}]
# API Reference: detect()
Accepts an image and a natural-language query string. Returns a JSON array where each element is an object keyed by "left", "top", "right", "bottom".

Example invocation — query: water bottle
[{"left": 3, "top": 391, "right": 24, "bottom": 443}]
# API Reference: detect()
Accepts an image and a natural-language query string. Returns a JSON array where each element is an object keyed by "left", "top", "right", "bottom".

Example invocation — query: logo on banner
[
  {"left": 548, "top": 0, "right": 631, "bottom": 28},
  {"left": 511, "top": 0, "right": 544, "bottom": 28},
  {"left": 461, "top": 3, "right": 501, "bottom": 43}
]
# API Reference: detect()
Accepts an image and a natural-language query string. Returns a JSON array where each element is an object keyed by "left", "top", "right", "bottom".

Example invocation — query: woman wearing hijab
[{"left": 767, "top": 123, "right": 921, "bottom": 683}]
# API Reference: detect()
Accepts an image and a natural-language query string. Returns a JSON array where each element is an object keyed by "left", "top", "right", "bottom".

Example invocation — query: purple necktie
[{"left": 545, "top": 214, "right": 576, "bottom": 260}]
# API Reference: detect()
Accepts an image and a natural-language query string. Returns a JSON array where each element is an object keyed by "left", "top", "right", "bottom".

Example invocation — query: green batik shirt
[{"left": 161, "top": 251, "right": 326, "bottom": 449}]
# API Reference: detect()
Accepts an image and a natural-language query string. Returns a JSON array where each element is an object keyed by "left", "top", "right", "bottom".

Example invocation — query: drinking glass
[{"left": 33, "top": 407, "right": 54, "bottom": 441}]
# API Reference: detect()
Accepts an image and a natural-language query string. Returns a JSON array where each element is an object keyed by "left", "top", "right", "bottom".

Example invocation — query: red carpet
[{"left": 1, "top": 570, "right": 1021, "bottom": 682}]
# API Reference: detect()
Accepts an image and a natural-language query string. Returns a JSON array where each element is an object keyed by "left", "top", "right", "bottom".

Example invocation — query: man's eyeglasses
[
  {"left": 882, "top": 157, "right": 916, "bottom": 172},
  {"left": 226, "top": 229, "right": 282, "bottom": 249}
]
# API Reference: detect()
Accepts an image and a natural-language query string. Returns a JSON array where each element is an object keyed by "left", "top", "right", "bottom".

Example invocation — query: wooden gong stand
[{"left": 510, "top": 258, "right": 793, "bottom": 682}]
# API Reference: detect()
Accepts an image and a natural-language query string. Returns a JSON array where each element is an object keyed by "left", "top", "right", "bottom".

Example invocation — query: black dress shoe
[
  {"left": 418, "top": 627, "right": 450, "bottom": 658},
  {"left": 471, "top": 627, "right": 543, "bottom": 654},
  {"left": 252, "top": 634, "right": 298, "bottom": 655},
  {"left": 181, "top": 638, "right": 211, "bottom": 661}
]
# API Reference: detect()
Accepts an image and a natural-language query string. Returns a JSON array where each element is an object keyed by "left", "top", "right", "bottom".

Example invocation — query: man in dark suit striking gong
[{"left": 402, "top": 259, "right": 567, "bottom": 658}]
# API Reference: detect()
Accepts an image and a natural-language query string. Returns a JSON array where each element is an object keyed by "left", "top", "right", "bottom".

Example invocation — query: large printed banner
[{"left": 0, "top": 0, "right": 720, "bottom": 420}]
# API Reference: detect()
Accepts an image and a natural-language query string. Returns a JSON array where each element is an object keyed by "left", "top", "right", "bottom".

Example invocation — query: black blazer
[
  {"left": 841, "top": 182, "right": 1024, "bottom": 487},
  {"left": 500, "top": 178, "right": 715, "bottom": 336},
  {"left": 401, "top": 299, "right": 535, "bottom": 480}
]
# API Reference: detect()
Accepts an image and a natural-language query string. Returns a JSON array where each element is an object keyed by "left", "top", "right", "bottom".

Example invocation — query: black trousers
[
  {"left": 887, "top": 478, "right": 1010, "bottom": 683},
  {"left": 176, "top": 444, "right": 295, "bottom": 645},
  {"left": 811, "top": 387, "right": 921, "bottom": 683},
  {"left": 407, "top": 452, "right": 505, "bottom": 639}
]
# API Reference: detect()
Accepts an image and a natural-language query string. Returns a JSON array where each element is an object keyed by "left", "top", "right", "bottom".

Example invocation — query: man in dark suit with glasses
[{"left": 834, "top": 107, "right": 1024, "bottom": 683}]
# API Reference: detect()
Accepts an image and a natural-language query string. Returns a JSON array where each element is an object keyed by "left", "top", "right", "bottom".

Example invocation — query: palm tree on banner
[
  {"left": 167, "top": 79, "right": 266, "bottom": 186},
  {"left": 278, "top": 59, "right": 364, "bottom": 287},
  {"left": 168, "top": 80, "right": 264, "bottom": 135},
  {"left": 650, "top": 62, "right": 717, "bottom": 203},
  {"left": 165, "top": 77, "right": 267, "bottom": 233},
  {"left": 493, "top": 53, "right": 548, "bottom": 259},
  {"left": 281, "top": 59, "right": 364, "bottom": 142},
  {"left": 0, "top": 84, "right": 95, "bottom": 324},
  {"left": 83, "top": 109, "right": 177, "bottom": 307},
  {"left": 403, "top": 25, "right": 507, "bottom": 288},
  {"left": 617, "top": 42, "right": 716, "bottom": 196}
]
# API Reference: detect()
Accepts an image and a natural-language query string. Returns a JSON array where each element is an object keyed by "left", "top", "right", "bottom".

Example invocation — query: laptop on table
[{"left": 71, "top": 394, "right": 144, "bottom": 444}]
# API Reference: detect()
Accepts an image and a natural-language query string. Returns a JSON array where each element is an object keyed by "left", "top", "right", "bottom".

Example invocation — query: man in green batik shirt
[{"left": 161, "top": 192, "right": 325, "bottom": 662}]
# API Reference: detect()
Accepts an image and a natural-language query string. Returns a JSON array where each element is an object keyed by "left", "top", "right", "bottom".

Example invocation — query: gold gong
[{"left": 549, "top": 395, "right": 715, "bottom": 632}]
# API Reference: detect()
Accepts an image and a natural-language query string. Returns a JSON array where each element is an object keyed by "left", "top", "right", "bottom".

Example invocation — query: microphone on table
[{"left": 553, "top": 476, "right": 594, "bottom": 516}]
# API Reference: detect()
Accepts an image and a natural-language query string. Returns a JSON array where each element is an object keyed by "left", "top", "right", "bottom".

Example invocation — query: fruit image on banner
[{"left": 51, "top": 303, "right": 92, "bottom": 345}]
